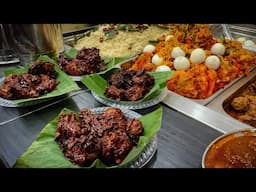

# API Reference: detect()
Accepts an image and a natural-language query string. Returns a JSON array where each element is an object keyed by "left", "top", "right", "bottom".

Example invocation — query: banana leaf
[
  {"left": 14, "top": 106, "right": 163, "bottom": 168},
  {"left": 81, "top": 67, "right": 173, "bottom": 104},
  {"left": 2, "top": 55, "right": 80, "bottom": 105}
]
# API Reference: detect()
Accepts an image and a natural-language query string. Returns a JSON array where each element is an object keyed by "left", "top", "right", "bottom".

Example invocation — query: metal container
[
  {"left": 224, "top": 24, "right": 256, "bottom": 52},
  {"left": 7, "top": 24, "right": 64, "bottom": 64}
]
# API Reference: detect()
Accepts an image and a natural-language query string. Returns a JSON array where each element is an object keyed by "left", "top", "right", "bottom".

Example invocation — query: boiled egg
[
  {"left": 237, "top": 37, "right": 247, "bottom": 44},
  {"left": 205, "top": 55, "right": 220, "bottom": 70},
  {"left": 171, "top": 47, "right": 186, "bottom": 58},
  {"left": 156, "top": 65, "right": 171, "bottom": 72},
  {"left": 190, "top": 48, "right": 206, "bottom": 64},
  {"left": 174, "top": 56, "right": 190, "bottom": 70},
  {"left": 165, "top": 35, "right": 174, "bottom": 41},
  {"left": 152, "top": 54, "right": 163, "bottom": 65},
  {"left": 244, "top": 40, "right": 255, "bottom": 47},
  {"left": 143, "top": 44, "right": 155, "bottom": 53},
  {"left": 211, "top": 43, "right": 225, "bottom": 56}
]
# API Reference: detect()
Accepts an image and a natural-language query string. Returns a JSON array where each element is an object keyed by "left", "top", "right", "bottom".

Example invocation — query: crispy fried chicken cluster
[
  {"left": 58, "top": 48, "right": 106, "bottom": 76},
  {"left": 55, "top": 108, "right": 144, "bottom": 166},
  {"left": 28, "top": 60, "right": 57, "bottom": 79},
  {"left": 0, "top": 61, "right": 59, "bottom": 100},
  {"left": 105, "top": 69, "right": 154, "bottom": 101}
]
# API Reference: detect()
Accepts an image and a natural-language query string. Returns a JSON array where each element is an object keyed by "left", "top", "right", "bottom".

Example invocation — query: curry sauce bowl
[{"left": 202, "top": 129, "right": 256, "bottom": 168}]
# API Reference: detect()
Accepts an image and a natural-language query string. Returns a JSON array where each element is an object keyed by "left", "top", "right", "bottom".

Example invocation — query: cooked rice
[{"left": 75, "top": 24, "right": 170, "bottom": 58}]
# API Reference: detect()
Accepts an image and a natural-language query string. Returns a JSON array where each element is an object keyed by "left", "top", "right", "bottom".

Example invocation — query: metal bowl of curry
[{"left": 202, "top": 129, "right": 256, "bottom": 168}]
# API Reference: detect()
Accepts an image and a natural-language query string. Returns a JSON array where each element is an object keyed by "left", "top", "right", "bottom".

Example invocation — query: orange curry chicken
[{"left": 127, "top": 24, "right": 256, "bottom": 99}]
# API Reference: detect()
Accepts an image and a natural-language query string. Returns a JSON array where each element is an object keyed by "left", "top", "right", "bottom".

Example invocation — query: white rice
[{"left": 75, "top": 25, "right": 170, "bottom": 58}]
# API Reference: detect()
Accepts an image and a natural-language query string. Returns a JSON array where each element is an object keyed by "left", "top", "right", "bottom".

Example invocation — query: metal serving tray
[
  {"left": 207, "top": 67, "right": 256, "bottom": 129},
  {"left": 222, "top": 75, "right": 256, "bottom": 128},
  {"left": 224, "top": 24, "right": 256, "bottom": 52}
]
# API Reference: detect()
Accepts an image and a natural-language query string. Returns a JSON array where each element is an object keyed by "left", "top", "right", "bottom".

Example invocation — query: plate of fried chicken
[
  {"left": 58, "top": 47, "right": 131, "bottom": 81},
  {"left": 0, "top": 55, "right": 80, "bottom": 107},
  {"left": 14, "top": 107, "right": 162, "bottom": 168},
  {"left": 82, "top": 68, "right": 172, "bottom": 110}
]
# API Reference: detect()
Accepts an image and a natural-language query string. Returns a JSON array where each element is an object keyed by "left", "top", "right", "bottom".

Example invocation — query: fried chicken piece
[
  {"left": 28, "top": 60, "right": 57, "bottom": 79},
  {"left": 64, "top": 136, "right": 101, "bottom": 166},
  {"left": 105, "top": 69, "right": 154, "bottom": 101},
  {"left": 56, "top": 113, "right": 101, "bottom": 166},
  {"left": 100, "top": 108, "right": 128, "bottom": 131},
  {"left": 35, "top": 74, "right": 59, "bottom": 95},
  {"left": 101, "top": 129, "right": 133, "bottom": 165},
  {"left": 0, "top": 74, "right": 39, "bottom": 99},
  {"left": 126, "top": 85, "right": 146, "bottom": 101},
  {"left": 238, "top": 96, "right": 256, "bottom": 121},
  {"left": 58, "top": 48, "right": 106, "bottom": 76},
  {"left": 0, "top": 72, "right": 59, "bottom": 100},
  {"left": 231, "top": 96, "right": 250, "bottom": 112},
  {"left": 105, "top": 85, "right": 125, "bottom": 101},
  {"left": 56, "top": 113, "right": 81, "bottom": 140},
  {"left": 126, "top": 119, "right": 144, "bottom": 144}
]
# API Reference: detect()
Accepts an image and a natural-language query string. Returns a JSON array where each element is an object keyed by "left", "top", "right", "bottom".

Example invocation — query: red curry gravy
[{"left": 204, "top": 130, "right": 256, "bottom": 168}]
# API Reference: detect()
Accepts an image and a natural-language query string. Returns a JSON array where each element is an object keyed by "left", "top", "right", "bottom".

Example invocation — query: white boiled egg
[
  {"left": 211, "top": 43, "right": 225, "bottom": 56},
  {"left": 237, "top": 37, "right": 247, "bottom": 44},
  {"left": 244, "top": 40, "right": 255, "bottom": 47},
  {"left": 171, "top": 47, "right": 186, "bottom": 58},
  {"left": 190, "top": 48, "right": 206, "bottom": 64},
  {"left": 165, "top": 35, "right": 174, "bottom": 41},
  {"left": 174, "top": 56, "right": 190, "bottom": 70},
  {"left": 205, "top": 55, "right": 220, "bottom": 70},
  {"left": 152, "top": 54, "right": 163, "bottom": 65},
  {"left": 156, "top": 65, "right": 171, "bottom": 72},
  {"left": 143, "top": 44, "right": 155, "bottom": 53}
]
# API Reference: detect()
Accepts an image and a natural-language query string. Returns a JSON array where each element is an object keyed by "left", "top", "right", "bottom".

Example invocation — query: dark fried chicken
[
  {"left": 105, "top": 69, "right": 154, "bottom": 101},
  {"left": 55, "top": 107, "right": 144, "bottom": 166},
  {"left": 0, "top": 61, "right": 59, "bottom": 100},
  {"left": 28, "top": 60, "right": 57, "bottom": 79},
  {"left": 0, "top": 73, "right": 59, "bottom": 100},
  {"left": 56, "top": 113, "right": 101, "bottom": 166},
  {"left": 58, "top": 48, "right": 106, "bottom": 76},
  {"left": 101, "top": 129, "right": 133, "bottom": 165},
  {"left": 126, "top": 119, "right": 143, "bottom": 144}
]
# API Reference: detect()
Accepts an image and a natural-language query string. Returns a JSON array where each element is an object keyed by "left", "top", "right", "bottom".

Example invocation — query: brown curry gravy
[{"left": 204, "top": 130, "right": 256, "bottom": 168}]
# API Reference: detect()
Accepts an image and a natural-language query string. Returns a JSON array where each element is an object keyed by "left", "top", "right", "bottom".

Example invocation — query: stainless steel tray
[
  {"left": 118, "top": 55, "right": 256, "bottom": 106},
  {"left": 206, "top": 67, "right": 256, "bottom": 129},
  {"left": 224, "top": 24, "right": 256, "bottom": 52},
  {"left": 222, "top": 75, "right": 256, "bottom": 128}
]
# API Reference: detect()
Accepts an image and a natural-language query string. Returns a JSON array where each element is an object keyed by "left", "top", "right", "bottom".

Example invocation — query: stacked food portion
[
  {"left": 0, "top": 61, "right": 59, "bottom": 100},
  {"left": 56, "top": 107, "right": 143, "bottom": 166},
  {"left": 0, "top": 55, "right": 80, "bottom": 107},
  {"left": 58, "top": 47, "right": 106, "bottom": 76}
]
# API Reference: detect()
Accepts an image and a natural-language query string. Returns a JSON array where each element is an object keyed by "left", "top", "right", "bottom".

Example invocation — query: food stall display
[{"left": 124, "top": 24, "right": 256, "bottom": 101}]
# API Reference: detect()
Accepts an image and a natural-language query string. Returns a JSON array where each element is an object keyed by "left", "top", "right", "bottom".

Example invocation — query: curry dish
[
  {"left": 204, "top": 130, "right": 256, "bottom": 168},
  {"left": 127, "top": 24, "right": 256, "bottom": 99},
  {"left": 224, "top": 78, "right": 256, "bottom": 128}
]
